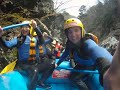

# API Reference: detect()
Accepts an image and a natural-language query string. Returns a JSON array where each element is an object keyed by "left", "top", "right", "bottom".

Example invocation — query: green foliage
[
  {"left": 0, "top": 13, "right": 26, "bottom": 27},
  {"left": 78, "top": 0, "right": 117, "bottom": 40}
]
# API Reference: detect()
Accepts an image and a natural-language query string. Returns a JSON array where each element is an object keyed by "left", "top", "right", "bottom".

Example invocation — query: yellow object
[
  {"left": 28, "top": 57, "right": 36, "bottom": 61},
  {"left": 30, "top": 26, "right": 37, "bottom": 36},
  {"left": 0, "top": 60, "right": 17, "bottom": 74},
  {"left": 29, "top": 37, "right": 36, "bottom": 61},
  {"left": 64, "top": 18, "right": 85, "bottom": 37},
  {"left": 39, "top": 45, "right": 44, "bottom": 54}
]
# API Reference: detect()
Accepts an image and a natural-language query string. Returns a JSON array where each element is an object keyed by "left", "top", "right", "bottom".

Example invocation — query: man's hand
[
  {"left": 43, "top": 32, "right": 48, "bottom": 37},
  {"left": 30, "top": 20, "right": 37, "bottom": 29}
]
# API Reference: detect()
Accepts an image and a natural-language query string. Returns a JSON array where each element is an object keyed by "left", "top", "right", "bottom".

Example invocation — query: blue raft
[{"left": 0, "top": 59, "right": 104, "bottom": 90}]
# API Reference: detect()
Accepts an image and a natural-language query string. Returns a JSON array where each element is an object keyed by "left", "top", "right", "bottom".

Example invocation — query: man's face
[
  {"left": 67, "top": 26, "right": 82, "bottom": 44},
  {"left": 21, "top": 26, "right": 30, "bottom": 36}
]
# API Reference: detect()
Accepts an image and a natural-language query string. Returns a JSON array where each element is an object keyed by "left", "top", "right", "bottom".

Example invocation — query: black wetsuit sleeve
[
  {"left": 34, "top": 26, "right": 44, "bottom": 44},
  {"left": 44, "top": 36, "right": 53, "bottom": 45},
  {"left": 57, "top": 48, "right": 69, "bottom": 66}
]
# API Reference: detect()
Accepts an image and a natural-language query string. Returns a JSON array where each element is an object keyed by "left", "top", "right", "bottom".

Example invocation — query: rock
[
  {"left": 40, "top": 12, "right": 75, "bottom": 43},
  {"left": 100, "top": 36, "right": 119, "bottom": 55},
  {"left": 113, "top": 30, "right": 120, "bottom": 40},
  {"left": 0, "top": 0, "right": 14, "bottom": 13}
]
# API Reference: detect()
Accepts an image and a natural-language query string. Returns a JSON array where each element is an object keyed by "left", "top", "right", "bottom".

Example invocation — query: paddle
[
  {"left": 0, "top": 23, "right": 30, "bottom": 74},
  {"left": 0, "top": 60, "right": 17, "bottom": 74},
  {"left": 2, "top": 23, "right": 29, "bottom": 31}
]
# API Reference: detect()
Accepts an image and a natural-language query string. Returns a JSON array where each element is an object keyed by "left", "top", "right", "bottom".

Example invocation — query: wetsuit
[
  {"left": 38, "top": 36, "right": 55, "bottom": 88},
  {"left": 2, "top": 27, "right": 54, "bottom": 90},
  {"left": 57, "top": 39, "right": 112, "bottom": 90}
]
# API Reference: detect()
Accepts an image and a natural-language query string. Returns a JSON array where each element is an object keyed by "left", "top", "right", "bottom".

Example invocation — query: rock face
[
  {"left": 0, "top": 0, "right": 54, "bottom": 17},
  {"left": 100, "top": 37, "right": 119, "bottom": 55},
  {"left": 41, "top": 14, "right": 65, "bottom": 42},
  {"left": 0, "top": 0, "right": 15, "bottom": 13},
  {"left": 40, "top": 12, "right": 75, "bottom": 43},
  {"left": 100, "top": 23, "right": 120, "bottom": 55},
  {"left": 0, "top": 0, "right": 74, "bottom": 43}
]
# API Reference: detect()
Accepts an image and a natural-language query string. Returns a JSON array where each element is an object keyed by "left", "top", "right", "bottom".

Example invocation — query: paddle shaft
[{"left": 2, "top": 23, "right": 29, "bottom": 31}]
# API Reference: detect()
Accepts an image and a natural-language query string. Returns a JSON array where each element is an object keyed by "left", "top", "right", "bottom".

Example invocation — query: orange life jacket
[{"left": 85, "top": 33, "right": 98, "bottom": 44}]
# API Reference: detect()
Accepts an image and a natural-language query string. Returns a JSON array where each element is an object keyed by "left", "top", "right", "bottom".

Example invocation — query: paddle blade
[{"left": 0, "top": 60, "right": 17, "bottom": 74}]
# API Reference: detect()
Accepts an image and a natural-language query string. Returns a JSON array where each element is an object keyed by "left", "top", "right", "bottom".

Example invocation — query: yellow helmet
[
  {"left": 64, "top": 18, "right": 85, "bottom": 37},
  {"left": 22, "top": 20, "right": 37, "bottom": 36}
]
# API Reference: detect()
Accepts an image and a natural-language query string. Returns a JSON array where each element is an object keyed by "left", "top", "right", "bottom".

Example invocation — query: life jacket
[
  {"left": 17, "top": 36, "right": 44, "bottom": 61},
  {"left": 72, "top": 52, "right": 96, "bottom": 66},
  {"left": 28, "top": 37, "right": 36, "bottom": 61},
  {"left": 56, "top": 50, "right": 61, "bottom": 57},
  {"left": 55, "top": 43, "right": 61, "bottom": 50},
  {"left": 28, "top": 37, "right": 45, "bottom": 60},
  {"left": 39, "top": 45, "right": 44, "bottom": 56},
  {"left": 84, "top": 33, "right": 98, "bottom": 44},
  {"left": 69, "top": 33, "right": 99, "bottom": 66},
  {"left": 54, "top": 43, "right": 61, "bottom": 57}
]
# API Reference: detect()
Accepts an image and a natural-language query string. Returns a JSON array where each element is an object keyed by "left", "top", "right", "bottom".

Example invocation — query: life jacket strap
[
  {"left": 39, "top": 45, "right": 44, "bottom": 55},
  {"left": 28, "top": 37, "right": 36, "bottom": 61}
]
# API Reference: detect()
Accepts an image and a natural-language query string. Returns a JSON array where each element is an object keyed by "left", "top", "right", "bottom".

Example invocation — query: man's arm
[
  {"left": 84, "top": 39, "right": 112, "bottom": 86},
  {"left": 34, "top": 26, "right": 44, "bottom": 44},
  {"left": 57, "top": 48, "right": 69, "bottom": 66},
  {"left": 0, "top": 26, "right": 17, "bottom": 48},
  {"left": 30, "top": 20, "right": 44, "bottom": 44},
  {"left": 103, "top": 38, "right": 120, "bottom": 90},
  {"left": 84, "top": 39, "right": 113, "bottom": 61},
  {"left": 44, "top": 36, "right": 53, "bottom": 45}
]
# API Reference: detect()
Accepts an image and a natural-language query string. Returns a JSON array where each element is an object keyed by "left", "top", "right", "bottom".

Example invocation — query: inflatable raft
[{"left": 0, "top": 59, "right": 104, "bottom": 90}]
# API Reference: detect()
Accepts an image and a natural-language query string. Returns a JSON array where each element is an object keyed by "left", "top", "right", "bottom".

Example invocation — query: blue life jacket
[
  {"left": 18, "top": 36, "right": 39, "bottom": 61},
  {"left": 70, "top": 39, "right": 113, "bottom": 66},
  {"left": 73, "top": 52, "right": 95, "bottom": 66}
]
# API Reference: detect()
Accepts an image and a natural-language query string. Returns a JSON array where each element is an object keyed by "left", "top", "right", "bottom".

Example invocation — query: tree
[
  {"left": 79, "top": 5, "right": 87, "bottom": 18},
  {"left": 53, "top": 0, "right": 80, "bottom": 13},
  {"left": 53, "top": 0, "right": 72, "bottom": 12},
  {"left": 78, "top": 0, "right": 117, "bottom": 40}
]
